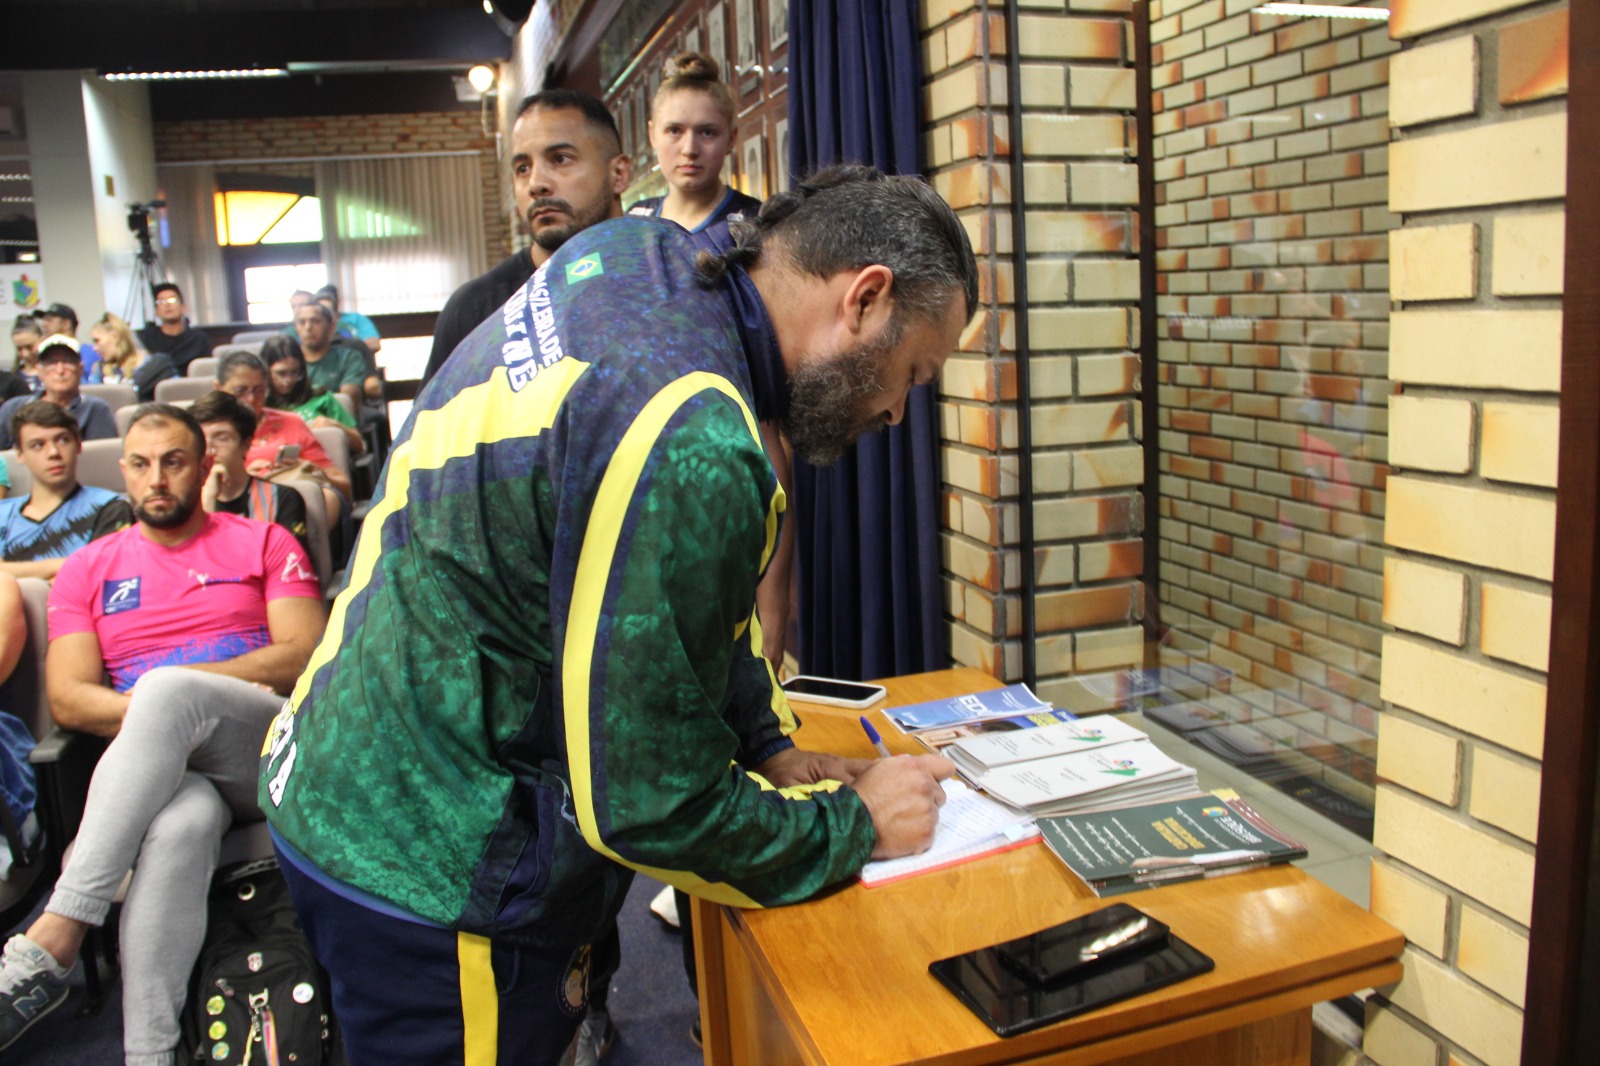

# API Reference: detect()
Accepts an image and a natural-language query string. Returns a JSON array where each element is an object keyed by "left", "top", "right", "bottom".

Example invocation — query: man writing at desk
[{"left": 260, "top": 165, "right": 973, "bottom": 1065}]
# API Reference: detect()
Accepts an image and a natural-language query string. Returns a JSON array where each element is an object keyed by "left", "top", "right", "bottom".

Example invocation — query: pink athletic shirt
[{"left": 48, "top": 511, "right": 320, "bottom": 692}]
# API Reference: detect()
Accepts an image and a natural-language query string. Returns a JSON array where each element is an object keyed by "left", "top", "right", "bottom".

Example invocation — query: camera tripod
[
  {"left": 122, "top": 201, "right": 169, "bottom": 326},
  {"left": 122, "top": 233, "right": 167, "bottom": 326}
]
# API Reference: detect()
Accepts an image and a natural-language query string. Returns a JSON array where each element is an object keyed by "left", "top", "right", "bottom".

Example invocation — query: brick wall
[
  {"left": 1363, "top": 2, "right": 1568, "bottom": 1064},
  {"left": 924, "top": 0, "right": 1145, "bottom": 707},
  {"left": 1148, "top": 0, "right": 1396, "bottom": 811},
  {"left": 153, "top": 111, "right": 507, "bottom": 269}
]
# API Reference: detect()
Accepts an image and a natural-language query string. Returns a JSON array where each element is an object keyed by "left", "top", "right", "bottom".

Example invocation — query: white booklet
[
  {"left": 973, "top": 739, "right": 1196, "bottom": 814},
  {"left": 859, "top": 779, "right": 1039, "bottom": 887},
  {"left": 946, "top": 716, "right": 1150, "bottom": 777}
]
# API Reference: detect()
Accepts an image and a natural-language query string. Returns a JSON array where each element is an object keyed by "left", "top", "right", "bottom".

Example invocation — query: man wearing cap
[
  {"left": 136, "top": 282, "right": 213, "bottom": 375},
  {"left": 0, "top": 337, "right": 116, "bottom": 450},
  {"left": 32, "top": 305, "right": 101, "bottom": 384}
]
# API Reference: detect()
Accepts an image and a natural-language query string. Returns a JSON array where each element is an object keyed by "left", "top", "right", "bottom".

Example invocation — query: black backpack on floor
[{"left": 182, "top": 857, "right": 342, "bottom": 1065}]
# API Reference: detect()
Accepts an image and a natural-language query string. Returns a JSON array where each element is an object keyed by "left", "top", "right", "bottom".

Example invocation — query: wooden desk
[{"left": 693, "top": 668, "right": 1402, "bottom": 1066}]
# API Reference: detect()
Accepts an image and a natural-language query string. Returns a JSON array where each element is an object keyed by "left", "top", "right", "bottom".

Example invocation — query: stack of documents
[
  {"left": 946, "top": 718, "right": 1201, "bottom": 817},
  {"left": 1037, "top": 792, "right": 1308, "bottom": 896}
]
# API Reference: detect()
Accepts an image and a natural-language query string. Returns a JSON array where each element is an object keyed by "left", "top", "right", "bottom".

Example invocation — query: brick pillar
[
  {"left": 1364, "top": 2, "right": 1569, "bottom": 1063},
  {"left": 924, "top": 0, "right": 1145, "bottom": 704}
]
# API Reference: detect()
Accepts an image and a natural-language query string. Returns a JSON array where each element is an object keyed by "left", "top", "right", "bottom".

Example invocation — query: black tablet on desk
[{"left": 929, "top": 909, "right": 1215, "bottom": 1038}]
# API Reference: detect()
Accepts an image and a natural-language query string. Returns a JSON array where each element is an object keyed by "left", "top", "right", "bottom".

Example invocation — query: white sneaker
[{"left": 648, "top": 884, "right": 680, "bottom": 929}]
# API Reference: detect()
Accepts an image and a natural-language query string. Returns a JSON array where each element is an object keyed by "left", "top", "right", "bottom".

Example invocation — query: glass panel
[
  {"left": 216, "top": 190, "right": 299, "bottom": 246},
  {"left": 1147, "top": 7, "right": 1394, "bottom": 839},
  {"left": 336, "top": 200, "right": 421, "bottom": 240},
  {"left": 243, "top": 262, "right": 327, "bottom": 323},
  {"left": 260, "top": 196, "right": 323, "bottom": 244}
]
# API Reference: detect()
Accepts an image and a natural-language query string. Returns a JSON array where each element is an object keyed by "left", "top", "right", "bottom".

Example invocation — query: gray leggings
[{"left": 44, "top": 667, "right": 283, "bottom": 1066}]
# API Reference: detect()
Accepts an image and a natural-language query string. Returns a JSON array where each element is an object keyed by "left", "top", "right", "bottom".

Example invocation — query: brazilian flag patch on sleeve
[{"left": 565, "top": 254, "right": 605, "bottom": 284}]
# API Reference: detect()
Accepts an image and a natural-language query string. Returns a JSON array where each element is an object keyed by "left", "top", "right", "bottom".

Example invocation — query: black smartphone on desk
[{"left": 929, "top": 905, "right": 1214, "bottom": 1037}]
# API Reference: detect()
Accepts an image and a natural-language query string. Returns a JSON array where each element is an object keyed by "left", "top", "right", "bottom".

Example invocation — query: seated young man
[
  {"left": 0, "top": 401, "right": 132, "bottom": 579},
  {"left": 0, "top": 404, "right": 325, "bottom": 1062},
  {"left": 190, "top": 390, "right": 309, "bottom": 554}
]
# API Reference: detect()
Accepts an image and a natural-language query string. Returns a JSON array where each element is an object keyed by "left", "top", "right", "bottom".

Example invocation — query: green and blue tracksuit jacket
[{"left": 260, "top": 217, "right": 876, "bottom": 948}]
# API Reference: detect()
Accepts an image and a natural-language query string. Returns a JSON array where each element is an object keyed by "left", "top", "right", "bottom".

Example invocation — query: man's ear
[
  {"left": 839, "top": 264, "right": 896, "bottom": 337},
  {"left": 609, "top": 153, "right": 633, "bottom": 196}
]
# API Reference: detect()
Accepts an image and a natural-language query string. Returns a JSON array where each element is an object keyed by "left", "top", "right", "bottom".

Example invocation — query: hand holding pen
[{"left": 852, "top": 714, "right": 956, "bottom": 858}]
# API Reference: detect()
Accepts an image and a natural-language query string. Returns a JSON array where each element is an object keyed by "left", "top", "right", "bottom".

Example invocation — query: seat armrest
[
  {"left": 27, "top": 726, "right": 86, "bottom": 765},
  {"left": 27, "top": 727, "right": 106, "bottom": 868}
]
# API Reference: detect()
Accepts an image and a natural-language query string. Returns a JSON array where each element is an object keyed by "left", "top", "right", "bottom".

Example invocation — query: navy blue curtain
[{"left": 786, "top": 0, "right": 945, "bottom": 680}]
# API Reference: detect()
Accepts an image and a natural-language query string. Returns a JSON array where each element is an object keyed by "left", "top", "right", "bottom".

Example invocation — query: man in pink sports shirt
[{"left": 0, "top": 403, "right": 325, "bottom": 1063}]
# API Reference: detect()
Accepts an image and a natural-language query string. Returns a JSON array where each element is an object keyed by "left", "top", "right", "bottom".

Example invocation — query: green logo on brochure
[
  {"left": 565, "top": 255, "right": 604, "bottom": 283},
  {"left": 1101, "top": 756, "right": 1140, "bottom": 777}
]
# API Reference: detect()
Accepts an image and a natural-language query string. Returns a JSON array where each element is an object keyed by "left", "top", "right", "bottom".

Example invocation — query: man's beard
[
  {"left": 782, "top": 320, "right": 903, "bottom": 466},
  {"left": 135, "top": 486, "right": 199, "bottom": 530},
  {"left": 528, "top": 195, "right": 608, "bottom": 253}
]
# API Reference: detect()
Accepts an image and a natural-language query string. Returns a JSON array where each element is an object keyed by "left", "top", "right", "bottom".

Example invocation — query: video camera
[{"left": 126, "top": 199, "right": 167, "bottom": 243}]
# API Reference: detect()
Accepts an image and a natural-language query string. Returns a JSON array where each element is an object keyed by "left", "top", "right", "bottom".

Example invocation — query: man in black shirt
[
  {"left": 421, "top": 89, "right": 631, "bottom": 387},
  {"left": 136, "top": 282, "right": 213, "bottom": 374}
]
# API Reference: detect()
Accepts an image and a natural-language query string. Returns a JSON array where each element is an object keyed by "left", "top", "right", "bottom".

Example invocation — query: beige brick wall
[
  {"left": 925, "top": 0, "right": 1144, "bottom": 699},
  {"left": 153, "top": 112, "right": 507, "bottom": 271},
  {"left": 1366, "top": 1, "right": 1569, "bottom": 1063},
  {"left": 1150, "top": 0, "right": 1397, "bottom": 808}
]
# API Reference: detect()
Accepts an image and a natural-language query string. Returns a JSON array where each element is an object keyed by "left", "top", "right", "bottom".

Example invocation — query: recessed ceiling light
[{"left": 101, "top": 68, "right": 289, "bottom": 82}]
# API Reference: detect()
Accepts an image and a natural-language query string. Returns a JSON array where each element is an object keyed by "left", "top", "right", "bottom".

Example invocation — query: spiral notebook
[{"left": 859, "top": 780, "right": 1040, "bottom": 887}]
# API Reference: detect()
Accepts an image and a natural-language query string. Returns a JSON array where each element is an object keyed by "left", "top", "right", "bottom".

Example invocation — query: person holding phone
[
  {"left": 261, "top": 335, "right": 366, "bottom": 459},
  {"left": 212, "top": 351, "right": 351, "bottom": 528}
]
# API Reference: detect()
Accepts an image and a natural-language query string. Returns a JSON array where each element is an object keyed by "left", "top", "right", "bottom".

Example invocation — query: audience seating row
[
  {"left": 2, "top": 440, "right": 336, "bottom": 592},
  {"left": 79, "top": 384, "right": 138, "bottom": 413}
]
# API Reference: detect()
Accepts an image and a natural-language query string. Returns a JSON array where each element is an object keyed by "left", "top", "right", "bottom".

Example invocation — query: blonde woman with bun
[
  {"left": 89, "top": 313, "right": 176, "bottom": 403},
  {"left": 629, "top": 51, "right": 763, "bottom": 233}
]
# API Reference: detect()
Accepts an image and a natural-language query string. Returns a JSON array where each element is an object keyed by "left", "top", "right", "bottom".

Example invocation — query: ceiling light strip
[
  {"left": 1254, "top": 3, "right": 1391, "bottom": 18},
  {"left": 102, "top": 69, "right": 289, "bottom": 82}
]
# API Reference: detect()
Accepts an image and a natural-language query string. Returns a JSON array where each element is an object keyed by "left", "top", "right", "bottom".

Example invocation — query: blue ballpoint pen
[{"left": 859, "top": 716, "right": 893, "bottom": 759}]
